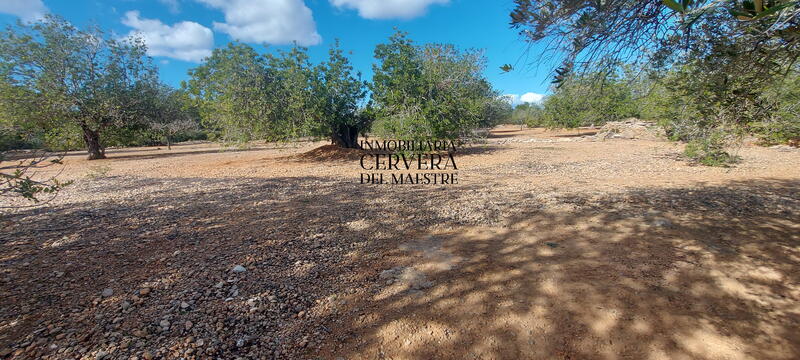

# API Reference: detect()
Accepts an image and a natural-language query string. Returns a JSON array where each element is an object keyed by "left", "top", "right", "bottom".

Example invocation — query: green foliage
[
  {"left": 0, "top": 15, "right": 159, "bottom": 159},
  {"left": 532, "top": 72, "right": 639, "bottom": 128},
  {"left": 511, "top": 0, "right": 800, "bottom": 164},
  {"left": 185, "top": 42, "right": 277, "bottom": 143},
  {"left": 483, "top": 97, "right": 514, "bottom": 127},
  {"left": 370, "top": 31, "right": 499, "bottom": 139},
  {"left": 185, "top": 41, "right": 374, "bottom": 148},
  {"left": 511, "top": 103, "right": 544, "bottom": 127},
  {"left": 684, "top": 132, "right": 740, "bottom": 167},
  {"left": 143, "top": 85, "right": 202, "bottom": 149},
  {"left": 0, "top": 152, "right": 72, "bottom": 203},
  {"left": 266, "top": 46, "right": 320, "bottom": 140},
  {"left": 752, "top": 72, "right": 800, "bottom": 145},
  {"left": 317, "top": 40, "right": 371, "bottom": 148}
]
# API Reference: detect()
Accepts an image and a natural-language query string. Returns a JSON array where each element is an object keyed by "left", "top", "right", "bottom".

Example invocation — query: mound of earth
[
  {"left": 594, "top": 118, "right": 666, "bottom": 140},
  {"left": 293, "top": 145, "right": 366, "bottom": 161}
]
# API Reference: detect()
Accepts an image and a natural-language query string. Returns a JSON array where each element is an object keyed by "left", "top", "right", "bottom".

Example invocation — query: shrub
[
  {"left": 683, "top": 132, "right": 740, "bottom": 167},
  {"left": 536, "top": 72, "right": 638, "bottom": 128},
  {"left": 370, "top": 31, "right": 499, "bottom": 139}
]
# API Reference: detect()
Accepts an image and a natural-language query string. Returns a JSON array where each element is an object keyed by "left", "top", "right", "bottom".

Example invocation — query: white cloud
[
  {"left": 501, "top": 94, "right": 519, "bottom": 105},
  {"left": 330, "top": 0, "right": 448, "bottom": 19},
  {"left": 197, "top": 0, "right": 321, "bottom": 46},
  {"left": 159, "top": 0, "right": 181, "bottom": 14},
  {"left": 520, "top": 92, "right": 545, "bottom": 104},
  {"left": 122, "top": 11, "right": 214, "bottom": 62},
  {"left": 0, "top": 0, "right": 48, "bottom": 21}
]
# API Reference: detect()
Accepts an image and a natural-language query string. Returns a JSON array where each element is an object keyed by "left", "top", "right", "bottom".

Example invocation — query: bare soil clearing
[{"left": 1, "top": 126, "right": 799, "bottom": 359}]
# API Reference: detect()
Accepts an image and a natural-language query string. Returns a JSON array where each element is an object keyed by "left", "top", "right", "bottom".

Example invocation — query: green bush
[
  {"left": 535, "top": 71, "right": 639, "bottom": 128},
  {"left": 0, "top": 127, "right": 40, "bottom": 150},
  {"left": 683, "top": 132, "right": 739, "bottom": 167},
  {"left": 370, "top": 32, "right": 499, "bottom": 139},
  {"left": 751, "top": 73, "right": 800, "bottom": 145}
]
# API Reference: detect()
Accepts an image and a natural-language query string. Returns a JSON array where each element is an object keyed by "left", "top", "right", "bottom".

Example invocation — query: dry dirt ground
[{"left": 1, "top": 126, "right": 799, "bottom": 360}]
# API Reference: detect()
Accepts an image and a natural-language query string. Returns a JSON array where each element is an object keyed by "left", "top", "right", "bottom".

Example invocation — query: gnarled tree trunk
[
  {"left": 331, "top": 125, "right": 361, "bottom": 149},
  {"left": 82, "top": 126, "right": 106, "bottom": 160}
]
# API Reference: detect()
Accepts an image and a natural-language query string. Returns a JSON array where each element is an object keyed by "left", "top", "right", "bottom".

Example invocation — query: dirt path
[{"left": 1, "top": 126, "right": 799, "bottom": 359}]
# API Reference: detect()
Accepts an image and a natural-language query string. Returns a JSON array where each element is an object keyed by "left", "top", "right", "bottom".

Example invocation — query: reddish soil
[{"left": 1, "top": 126, "right": 799, "bottom": 359}]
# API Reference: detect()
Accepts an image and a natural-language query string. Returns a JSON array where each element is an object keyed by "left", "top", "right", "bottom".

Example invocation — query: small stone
[
  {"left": 133, "top": 329, "right": 148, "bottom": 338},
  {"left": 180, "top": 301, "right": 190, "bottom": 309},
  {"left": 184, "top": 321, "right": 193, "bottom": 330},
  {"left": 142, "top": 351, "right": 153, "bottom": 360},
  {"left": 95, "top": 350, "right": 109, "bottom": 360},
  {"left": 139, "top": 287, "right": 151, "bottom": 296},
  {"left": 101, "top": 288, "right": 114, "bottom": 297},
  {"left": 652, "top": 218, "right": 672, "bottom": 228},
  {"left": 121, "top": 301, "right": 131, "bottom": 310},
  {"left": 159, "top": 320, "right": 170, "bottom": 329},
  {"left": 232, "top": 265, "right": 247, "bottom": 273},
  {"left": 379, "top": 269, "right": 398, "bottom": 280}
]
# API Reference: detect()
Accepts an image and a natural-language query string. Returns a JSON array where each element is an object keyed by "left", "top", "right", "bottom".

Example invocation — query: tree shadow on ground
[
  {"left": 0, "top": 177, "right": 798, "bottom": 359},
  {"left": 552, "top": 130, "right": 598, "bottom": 137},
  {"left": 326, "top": 179, "right": 800, "bottom": 360},
  {"left": 90, "top": 146, "right": 278, "bottom": 162},
  {"left": 0, "top": 176, "right": 506, "bottom": 359},
  {"left": 487, "top": 131, "right": 525, "bottom": 139},
  {"left": 2, "top": 142, "right": 302, "bottom": 163}
]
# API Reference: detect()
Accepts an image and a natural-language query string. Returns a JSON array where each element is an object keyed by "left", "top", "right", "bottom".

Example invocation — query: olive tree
[
  {"left": 266, "top": 46, "right": 319, "bottom": 140},
  {"left": 371, "top": 31, "right": 498, "bottom": 139},
  {"left": 146, "top": 85, "right": 199, "bottom": 150},
  {"left": 184, "top": 43, "right": 277, "bottom": 143},
  {"left": 0, "top": 15, "right": 159, "bottom": 159},
  {"left": 317, "top": 40, "right": 372, "bottom": 148}
]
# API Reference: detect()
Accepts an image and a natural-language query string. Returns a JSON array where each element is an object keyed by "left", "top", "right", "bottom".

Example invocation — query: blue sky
[{"left": 0, "top": 0, "right": 558, "bottom": 103}]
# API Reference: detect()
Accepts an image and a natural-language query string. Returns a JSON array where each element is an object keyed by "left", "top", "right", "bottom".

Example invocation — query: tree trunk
[
  {"left": 82, "top": 127, "right": 106, "bottom": 160},
  {"left": 331, "top": 125, "right": 361, "bottom": 149}
]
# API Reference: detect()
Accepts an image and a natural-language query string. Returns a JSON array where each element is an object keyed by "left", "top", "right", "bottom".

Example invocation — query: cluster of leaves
[
  {"left": 511, "top": 0, "right": 799, "bottom": 75},
  {"left": 751, "top": 71, "right": 800, "bottom": 145},
  {"left": 370, "top": 31, "right": 503, "bottom": 140},
  {"left": 507, "top": 102, "right": 542, "bottom": 128}
]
